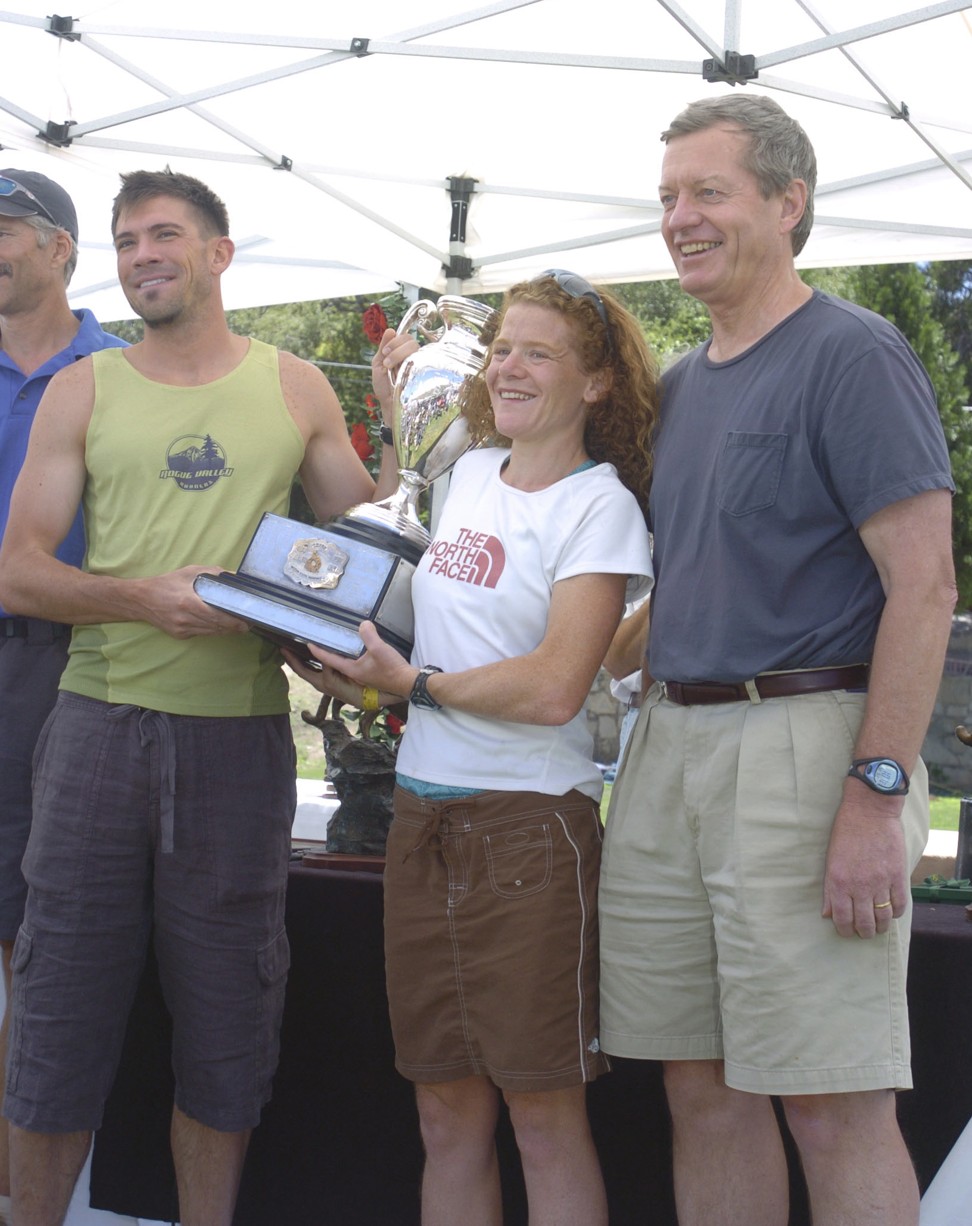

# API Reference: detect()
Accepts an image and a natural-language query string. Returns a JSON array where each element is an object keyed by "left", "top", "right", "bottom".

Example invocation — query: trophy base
[
  {"left": 328, "top": 509, "right": 428, "bottom": 562},
  {"left": 194, "top": 513, "right": 417, "bottom": 660},
  {"left": 344, "top": 500, "right": 431, "bottom": 551}
]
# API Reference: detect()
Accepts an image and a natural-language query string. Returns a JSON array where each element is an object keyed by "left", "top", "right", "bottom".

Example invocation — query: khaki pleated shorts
[{"left": 599, "top": 686, "right": 929, "bottom": 1095}]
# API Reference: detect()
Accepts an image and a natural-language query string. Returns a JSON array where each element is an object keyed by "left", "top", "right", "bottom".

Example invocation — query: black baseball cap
[{"left": 0, "top": 169, "right": 79, "bottom": 242}]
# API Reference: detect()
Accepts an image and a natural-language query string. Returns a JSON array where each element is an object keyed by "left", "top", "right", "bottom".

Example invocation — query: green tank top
[{"left": 62, "top": 340, "right": 305, "bottom": 716}]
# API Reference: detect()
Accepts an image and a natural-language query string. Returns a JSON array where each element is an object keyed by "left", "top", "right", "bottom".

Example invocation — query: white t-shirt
[{"left": 396, "top": 447, "right": 653, "bottom": 800}]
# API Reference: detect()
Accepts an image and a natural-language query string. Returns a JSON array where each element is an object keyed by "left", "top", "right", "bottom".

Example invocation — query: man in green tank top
[{"left": 0, "top": 169, "right": 402, "bottom": 1226}]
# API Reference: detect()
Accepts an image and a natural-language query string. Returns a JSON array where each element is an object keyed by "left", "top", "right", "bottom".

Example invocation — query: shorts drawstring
[
  {"left": 404, "top": 809, "right": 448, "bottom": 862},
  {"left": 109, "top": 705, "right": 177, "bottom": 854},
  {"left": 402, "top": 801, "right": 473, "bottom": 863}
]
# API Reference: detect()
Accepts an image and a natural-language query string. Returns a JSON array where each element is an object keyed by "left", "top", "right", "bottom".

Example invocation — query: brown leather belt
[{"left": 661, "top": 664, "right": 869, "bottom": 706}]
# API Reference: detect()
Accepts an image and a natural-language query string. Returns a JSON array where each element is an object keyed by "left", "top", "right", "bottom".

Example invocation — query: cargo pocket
[
  {"left": 716, "top": 431, "right": 787, "bottom": 517},
  {"left": 484, "top": 824, "right": 553, "bottom": 899},
  {"left": 255, "top": 927, "right": 290, "bottom": 1092}
]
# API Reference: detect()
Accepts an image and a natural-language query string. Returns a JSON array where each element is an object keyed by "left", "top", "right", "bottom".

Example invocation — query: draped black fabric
[{"left": 90, "top": 867, "right": 972, "bottom": 1225}]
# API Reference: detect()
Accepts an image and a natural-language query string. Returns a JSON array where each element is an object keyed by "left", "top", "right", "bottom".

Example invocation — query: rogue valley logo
[
  {"left": 426, "top": 527, "right": 506, "bottom": 588},
  {"left": 161, "top": 435, "right": 234, "bottom": 491}
]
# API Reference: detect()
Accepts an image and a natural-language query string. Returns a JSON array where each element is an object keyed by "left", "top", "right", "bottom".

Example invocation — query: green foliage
[
  {"left": 926, "top": 262, "right": 972, "bottom": 597},
  {"left": 928, "top": 261, "right": 972, "bottom": 372},
  {"left": 104, "top": 291, "right": 411, "bottom": 428},
  {"left": 104, "top": 265, "right": 972, "bottom": 594},
  {"left": 227, "top": 295, "right": 404, "bottom": 523},
  {"left": 928, "top": 794, "right": 960, "bottom": 831},
  {"left": 102, "top": 317, "right": 143, "bottom": 344},
  {"left": 612, "top": 279, "right": 710, "bottom": 366},
  {"left": 799, "top": 267, "right": 859, "bottom": 298},
  {"left": 834, "top": 264, "right": 971, "bottom": 605},
  {"left": 226, "top": 292, "right": 410, "bottom": 432}
]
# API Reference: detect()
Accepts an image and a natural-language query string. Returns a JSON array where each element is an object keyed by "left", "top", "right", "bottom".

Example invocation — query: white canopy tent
[{"left": 1, "top": 0, "right": 970, "bottom": 320}]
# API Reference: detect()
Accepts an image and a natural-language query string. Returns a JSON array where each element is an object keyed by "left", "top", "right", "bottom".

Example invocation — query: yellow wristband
[{"left": 361, "top": 685, "right": 380, "bottom": 712}]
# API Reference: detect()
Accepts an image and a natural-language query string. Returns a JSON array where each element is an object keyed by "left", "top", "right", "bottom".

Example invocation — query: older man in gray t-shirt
[
  {"left": 649, "top": 290, "right": 950, "bottom": 683},
  {"left": 599, "top": 95, "right": 955, "bottom": 1226}
]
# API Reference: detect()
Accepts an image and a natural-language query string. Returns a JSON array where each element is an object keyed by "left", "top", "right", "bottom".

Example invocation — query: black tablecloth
[{"left": 90, "top": 866, "right": 972, "bottom": 1225}]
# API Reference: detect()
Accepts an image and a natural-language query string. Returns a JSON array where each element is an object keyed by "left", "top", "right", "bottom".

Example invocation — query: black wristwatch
[
  {"left": 379, "top": 423, "right": 394, "bottom": 446},
  {"left": 847, "top": 757, "right": 910, "bottom": 796},
  {"left": 409, "top": 665, "right": 443, "bottom": 711}
]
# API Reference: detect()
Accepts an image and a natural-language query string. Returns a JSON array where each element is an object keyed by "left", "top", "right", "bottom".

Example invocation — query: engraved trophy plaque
[{"left": 194, "top": 295, "right": 496, "bottom": 659}]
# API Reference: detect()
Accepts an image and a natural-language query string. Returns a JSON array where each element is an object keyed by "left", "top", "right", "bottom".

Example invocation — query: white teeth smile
[
  {"left": 680, "top": 242, "right": 721, "bottom": 255},
  {"left": 499, "top": 391, "right": 532, "bottom": 400},
  {"left": 139, "top": 277, "right": 169, "bottom": 288}
]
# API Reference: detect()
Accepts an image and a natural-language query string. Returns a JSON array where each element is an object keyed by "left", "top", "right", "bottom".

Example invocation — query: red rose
[
  {"left": 364, "top": 393, "right": 378, "bottom": 420},
  {"left": 350, "top": 421, "right": 375, "bottom": 462},
  {"left": 386, "top": 713, "right": 405, "bottom": 736},
  {"left": 362, "top": 303, "right": 389, "bottom": 345}
]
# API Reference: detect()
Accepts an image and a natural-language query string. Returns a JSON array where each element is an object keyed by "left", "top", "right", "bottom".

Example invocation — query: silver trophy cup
[{"left": 194, "top": 295, "right": 496, "bottom": 659}]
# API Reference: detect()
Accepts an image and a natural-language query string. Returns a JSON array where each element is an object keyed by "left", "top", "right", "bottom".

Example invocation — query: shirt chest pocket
[{"left": 716, "top": 431, "right": 787, "bottom": 517}]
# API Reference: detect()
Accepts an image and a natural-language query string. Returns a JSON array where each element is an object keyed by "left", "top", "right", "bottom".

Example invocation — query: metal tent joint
[
  {"left": 274, "top": 155, "right": 293, "bottom": 171},
  {"left": 350, "top": 37, "right": 370, "bottom": 56},
  {"left": 892, "top": 102, "right": 911, "bottom": 121},
  {"left": 442, "top": 254, "right": 474, "bottom": 281},
  {"left": 702, "top": 52, "right": 758, "bottom": 86},
  {"left": 46, "top": 14, "right": 80, "bottom": 41},
  {"left": 42, "top": 120, "right": 75, "bottom": 147},
  {"left": 448, "top": 177, "right": 477, "bottom": 244}
]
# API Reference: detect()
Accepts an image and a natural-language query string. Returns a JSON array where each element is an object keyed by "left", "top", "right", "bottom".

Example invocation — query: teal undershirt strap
[{"left": 396, "top": 773, "right": 483, "bottom": 799}]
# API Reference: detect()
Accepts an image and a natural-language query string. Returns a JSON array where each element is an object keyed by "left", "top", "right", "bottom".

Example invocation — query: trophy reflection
[{"left": 194, "top": 295, "right": 496, "bottom": 659}]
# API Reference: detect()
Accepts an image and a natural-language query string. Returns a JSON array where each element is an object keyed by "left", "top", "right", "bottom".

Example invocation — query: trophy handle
[
  {"left": 386, "top": 300, "right": 443, "bottom": 396},
  {"left": 396, "top": 299, "right": 443, "bottom": 345}
]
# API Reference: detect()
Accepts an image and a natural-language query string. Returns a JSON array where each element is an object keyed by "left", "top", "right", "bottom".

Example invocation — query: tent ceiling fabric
[{"left": 1, "top": 0, "right": 970, "bottom": 319}]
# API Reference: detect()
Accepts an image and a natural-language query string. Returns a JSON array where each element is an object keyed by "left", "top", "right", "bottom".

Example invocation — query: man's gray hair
[
  {"left": 22, "top": 212, "right": 78, "bottom": 286},
  {"left": 661, "top": 95, "right": 817, "bottom": 256}
]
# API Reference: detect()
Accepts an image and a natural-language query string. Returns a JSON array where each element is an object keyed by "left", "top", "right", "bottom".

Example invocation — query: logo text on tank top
[
  {"left": 426, "top": 527, "right": 506, "bottom": 588},
  {"left": 161, "top": 435, "right": 235, "bottom": 491}
]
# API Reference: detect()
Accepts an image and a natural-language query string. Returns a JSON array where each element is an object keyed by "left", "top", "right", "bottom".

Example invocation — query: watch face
[{"left": 868, "top": 760, "right": 902, "bottom": 791}]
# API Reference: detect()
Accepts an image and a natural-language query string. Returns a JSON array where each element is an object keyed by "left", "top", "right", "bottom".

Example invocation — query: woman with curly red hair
[{"left": 289, "top": 270, "right": 659, "bottom": 1224}]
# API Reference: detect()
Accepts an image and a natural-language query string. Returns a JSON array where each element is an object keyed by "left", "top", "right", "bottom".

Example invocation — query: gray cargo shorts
[{"left": 3, "top": 691, "right": 296, "bottom": 1134}]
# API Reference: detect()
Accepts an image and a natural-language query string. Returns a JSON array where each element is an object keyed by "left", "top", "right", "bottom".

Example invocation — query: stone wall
[
  {"left": 585, "top": 668, "right": 625, "bottom": 767},
  {"left": 923, "top": 615, "right": 972, "bottom": 795}
]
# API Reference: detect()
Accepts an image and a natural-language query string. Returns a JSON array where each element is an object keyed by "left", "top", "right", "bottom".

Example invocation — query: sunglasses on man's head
[{"left": 0, "top": 176, "right": 58, "bottom": 227}]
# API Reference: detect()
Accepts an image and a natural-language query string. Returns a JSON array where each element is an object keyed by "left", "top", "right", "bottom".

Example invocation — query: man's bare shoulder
[
  {"left": 17, "top": 358, "right": 96, "bottom": 463},
  {"left": 42, "top": 354, "right": 97, "bottom": 409},
  {"left": 277, "top": 348, "right": 329, "bottom": 390},
  {"left": 24, "top": 355, "right": 100, "bottom": 456},
  {"left": 276, "top": 349, "right": 342, "bottom": 430}
]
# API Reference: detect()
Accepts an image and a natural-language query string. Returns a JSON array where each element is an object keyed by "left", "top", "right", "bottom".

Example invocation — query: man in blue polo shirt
[{"left": 0, "top": 168, "right": 125, "bottom": 1222}]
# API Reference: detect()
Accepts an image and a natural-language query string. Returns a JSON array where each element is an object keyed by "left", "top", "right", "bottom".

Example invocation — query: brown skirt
[{"left": 384, "top": 786, "right": 610, "bottom": 1092}]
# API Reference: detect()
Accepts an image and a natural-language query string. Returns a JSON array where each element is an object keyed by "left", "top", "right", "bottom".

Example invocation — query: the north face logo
[
  {"left": 160, "top": 435, "right": 235, "bottom": 491},
  {"left": 426, "top": 528, "right": 506, "bottom": 588}
]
